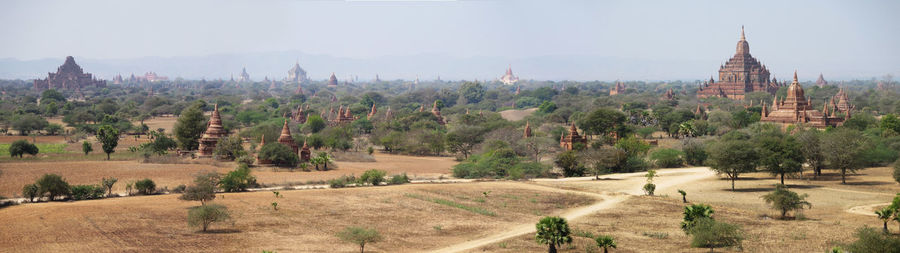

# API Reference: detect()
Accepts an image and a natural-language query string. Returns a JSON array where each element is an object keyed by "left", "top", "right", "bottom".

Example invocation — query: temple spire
[
  {"left": 740, "top": 25, "right": 745, "bottom": 41},
  {"left": 793, "top": 70, "right": 798, "bottom": 83}
]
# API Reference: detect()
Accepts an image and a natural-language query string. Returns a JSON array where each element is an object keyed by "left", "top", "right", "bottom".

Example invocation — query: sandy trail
[
  {"left": 431, "top": 167, "right": 715, "bottom": 253},
  {"left": 846, "top": 202, "right": 891, "bottom": 216}
]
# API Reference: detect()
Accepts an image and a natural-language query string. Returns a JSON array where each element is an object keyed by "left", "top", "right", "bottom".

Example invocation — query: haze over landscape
[{"left": 1, "top": 0, "right": 898, "bottom": 80}]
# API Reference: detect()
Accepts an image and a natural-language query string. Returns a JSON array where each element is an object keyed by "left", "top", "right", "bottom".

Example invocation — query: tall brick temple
[
  {"left": 697, "top": 27, "right": 780, "bottom": 100},
  {"left": 33, "top": 56, "right": 106, "bottom": 90}
]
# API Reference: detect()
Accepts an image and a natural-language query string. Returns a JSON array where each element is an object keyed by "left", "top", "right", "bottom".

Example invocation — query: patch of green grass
[
  {"left": 574, "top": 230, "right": 596, "bottom": 238},
  {"left": 0, "top": 143, "right": 69, "bottom": 157},
  {"left": 404, "top": 193, "right": 496, "bottom": 216}
]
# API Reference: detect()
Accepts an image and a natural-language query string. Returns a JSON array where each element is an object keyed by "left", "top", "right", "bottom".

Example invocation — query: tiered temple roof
[
  {"left": 238, "top": 67, "right": 250, "bottom": 82},
  {"left": 34, "top": 56, "right": 106, "bottom": 90},
  {"left": 816, "top": 73, "right": 828, "bottom": 88},
  {"left": 432, "top": 101, "right": 445, "bottom": 125},
  {"left": 287, "top": 60, "right": 308, "bottom": 83},
  {"left": 300, "top": 141, "right": 311, "bottom": 162},
  {"left": 294, "top": 104, "right": 307, "bottom": 123},
  {"left": 499, "top": 65, "right": 519, "bottom": 85},
  {"left": 832, "top": 86, "right": 853, "bottom": 113},
  {"left": 278, "top": 117, "right": 299, "bottom": 154},
  {"left": 760, "top": 71, "right": 845, "bottom": 128},
  {"left": 198, "top": 104, "right": 227, "bottom": 157},
  {"left": 327, "top": 73, "right": 339, "bottom": 87},
  {"left": 610, "top": 81, "right": 625, "bottom": 95},
  {"left": 697, "top": 27, "right": 779, "bottom": 100},
  {"left": 524, "top": 121, "right": 533, "bottom": 138},
  {"left": 559, "top": 124, "right": 587, "bottom": 150}
]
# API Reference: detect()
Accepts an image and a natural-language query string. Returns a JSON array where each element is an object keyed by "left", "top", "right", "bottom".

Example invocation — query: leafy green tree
[
  {"left": 358, "top": 169, "right": 387, "bottom": 186},
  {"left": 11, "top": 114, "right": 48, "bottom": 135},
  {"left": 755, "top": 133, "right": 804, "bottom": 184},
  {"left": 538, "top": 101, "right": 558, "bottom": 113},
  {"left": 681, "top": 204, "right": 714, "bottom": 233},
  {"left": 446, "top": 126, "right": 484, "bottom": 159},
  {"left": 36, "top": 173, "right": 70, "bottom": 201},
  {"left": 535, "top": 216, "right": 572, "bottom": 253},
  {"left": 258, "top": 143, "right": 299, "bottom": 167},
  {"left": 40, "top": 89, "right": 65, "bottom": 103},
  {"left": 682, "top": 139, "right": 707, "bottom": 166},
  {"left": 134, "top": 178, "right": 156, "bottom": 195},
  {"left": 180, "top": 172, "right": 219, "bottom": 205},
  {"left": 795, "top": 129, "right": 825, "bottom": 177},
  {"left": 100, "top": 177, "right": 117, "bottom": 197},
  {"left": 707, "top": 138, "right": 758, "bottom": 191},
  {"left": 305, "top": 115, "right": 327, "bottom": 133},
  {"left": 614, "top": 137, "right": 650, "bottom": 158},
  {"left": 555, "top": 151, "right": 583, "bottom": 177},
  {"left": 22, "top": 184, "right": 39, "bottom": 202},
  {"left": 8, "top": 139, "right": 39, "bottom": 158},
  {"left": 761, "top": 184, "right": 812, "bottom": 219},
  {"left": 45, "top": 123, "right": 63, "bottom": 135},
  {"left": 594, "top": 235, "right": 617, "bottom": 253},
  {"left": 213, "top": 135, "right": 246, "bottom": 161},
  {"left": 82, "top": 141, "right": 93, "bottom": 155},
  {"left": 579, "top": 108, "right": 627, "bottom": 139},
  {"left": 96, "top": 125, "right": 119, "bottom": 160},
  {"left": 822, "top": 128, "right": 869, "bottom": 184},
  {"left": 689, "top": 218, "right": 744, "bottom": 252},
  {"left": 174, "top": 105, "right": 207, "bottom": 150},
  {"left": 220, "top": 165, "right": 256, "bottom": 192},
  {"left": 187, "top": 204, "right": 231, "bottom": 232},
  {"left": 458, "top": 81, "right": 485, "bottom": 104},
  {"left": 337, "top": 226, "right": 382, "bottom": 253},
  {"left": 881, "top": 114, "right": 900, "bottom": 134},
  {"left": 649, "top": 148, "right": 684, "bottom": 168}
]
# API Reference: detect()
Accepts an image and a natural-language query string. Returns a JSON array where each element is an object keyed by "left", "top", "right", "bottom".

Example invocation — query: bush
[
  {"left": 180, "top": 172, "right": 219, "bottom": 204},
  {"left": 36, "top": 174, "right": 70, "bottom": 200},
  {"left": 213, "top": 136, "right": 246, "bottom": 161},
  {"left": 9, "top": 139, "right": 39, "bottom": 158},
  {"left": 329, "top": 175, "right": 356, "bottom": 188},
  {"left": 173, "top": 184, "right": 187, "bottom": 193},
  {"left": 761, "top": 184, "right": 811, "bottom": 219},
  {"left": 649, "top": 148, "right": 684, "bottom": 168},
  {"left": 134, "top": 178, "right": 156, "bottom": 195},
  {"left": 22, "top": 184, "right": 39, "bottom": 202},
  {"left": 643, "top": 183, "right": 656, "bottom": 196},
  {"left": 389, "top": 173, "right": 411, "bottom": 185},
  {"left": 236, "top": 155, "right": 255, "bottom": 167},
  {"left": 507, "top": 162, "right": 551, "bottom": 180},
  {"left": 70, "top": 184, "right": 105, "bottom": 200},
  {"left": 258, "top": 143, "right": 299, "bottom": 167},
  {"left": 844, "top": 226, "right": 900, "bottom": 253},
  {"left": 893, "top": 162, "right": 900, "bottom": 185},
  {"left": 621, "top": 156, "right": 650, "bottom": 173},
  {"left": 187, "top": 204, "right": 231, "bottom": 232},
  {"left": 453, "top": 148, "right": 548, "bottom": 179},
  {"left": 689, "top": 218, "right": 744, "bottom": 251},
  {"left": 82, "top": 141, "right": 93, "bottom": 155},
  {"left": 358, "top": 169, "right": 387, "bottom": 186},
  {"left": 220, "top": 165, "right": 256, "bottom": 192}
]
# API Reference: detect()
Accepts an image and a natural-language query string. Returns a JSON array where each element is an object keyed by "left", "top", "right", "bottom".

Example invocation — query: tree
[
  {"left": 613, "top": 137, "right": 650, "bottom": 158},
  {"left": 535, "top": 216, "right": 572, "bottom": 253},
  {"left": 358, "top": 169, "right": 387, "bottom": 186},
  {"left": 96, "top": 125, "right": 119, "bottom": 160},
  {"left": 337, "top": 226, "right": 382, "bottom": 253},
  {"left": 644, "top": 169, "right": 657, "bottom": 196},
  {"left": 181, "top": 172, "right": 219, "bottom": 205},
  {"left": 875, "top": 207, "right": 894, "bottom": 233},
  {"left": 579, "top": 108, "right": 627, "bottom": 139},
  {"left": 187, "top": 204, "right": 231, "bottom": 232},
  {"left": 681, "top": 204, "right": 714, "bottom": 233},
  {"left": 213, "top": 136, "right": 246, "bottom": 161},
  {"left": 36, "top": 173, "right": 70, "bottom": 201},
  {"left": 755, "top": 133, "right": 804, "bottom": 184},
  {"left": 707, "top": 139, "right": 758, "bottom": 191},
  {"left": 822, "top": 128, "right": 869, "bottom": 184},
  {"left": 458, "top": 81, "right": 485, "bottom": 104},
  {"left": 174, "top": 105, "right": 207, "bottom": 150},
  {"left": 100, "top": 177, "right": 117, "bottom": 197},
  {"left": 894, "top": 162, "right": 900, "bottom": 185},
  {"left": 45, "top": 123, "right": 63, "bottom": 135},
  {"left": 446, "top": 126, "right": 484, "bottom": 160},
  {"left": 761, "top": 184, "right": 811, "bottom": 219},
  {"left": 649, "top": 148, "right": 684, "bottom": 168},
  {"left": 41, "top": 89, "right": 65, "bottom": 103},
  {"left": 134, "top": 178, "right": 156, "bottom": 195},
  {"left": 22, "top": 184, "right": 39, "bottom": 202},
  {"left": 220, "top": 165, "right": 255, "bottom": 192},
  {"left": 82, "top": 141, "right": 93, "bottom": 155},
  {"left": 795, "top": 129, "right": 825, "bottom": 177},
  {"left": 844, "top": 227, "right": 900, "bottom": 253},
  {"left": 305, "top": 115, "right": 327, "bottom": 133},
  {"left": 11, "top": 114, "right": 49, "bottom": 135},
  {"left": 682, "top": 139, "right": 707, "bottom": 166},
  {"left": 881, "top": 114, "right": 900, "bottom": 134},
  {"left": 689, "top": 218, "right": 744, "bottom": 252},
  {"left": 594, "top": 235, "right": 617, "bottom": 253},
  {"left": 578, "top": 146, "right": 622, "bottom": 179},
  {"left": 8, "top": 139, "right": 38, "bottom": 158},
  {"left": 555, "top": 151, "right": 583, "bottom": 177},
  {"left": 257, "top": 143, "right": 299, "bottom": 167}
]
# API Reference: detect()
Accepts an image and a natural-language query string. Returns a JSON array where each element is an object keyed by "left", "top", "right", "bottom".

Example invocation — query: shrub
[
  {"left": 358, "top": 169, "right": 387, "bottom": 186},
  {"left": 555, "top": 151, "right": 585, "bottom": 177},
  {"left": 389, "top": 173, "right": 410, "bottom": 185},
  {"left": 36, "top": 174, "right": 70, "bottom": 200},
  {"left": 507, "top": 162, "right": 550, "bottom": 180},
  {"left": 621, "top": 156, "right": 650, "bottom": 173},
  {"left": 70, "top": 184, "right": 105, "bottom": 200},
  {"left": 650, "top": 148, "right": 684, "bottom": 168},
  {"left": 82, "top": 141, "right": 93, "bottom": 155},
  {"left": 689, "top": 218, "right": 744, "bottom": 251},
  {"left": 682, "top": 139, "right": 707, "bottom": 166},
  {"left": 453, "top": 148, "right": 548, "bottom": 179},
  {"left": 172, "top": 184, "right": 187, "bottom": 193},
  {"left": 337, "top": 226, "right": 382, "bottom": 253},
  {"left": 220, "top": 165, "right": 256, "bottom": 192},
  {"left": 236, "top": 155, "right": 255, "bottom": 167},
  {"left": 134, "top": 178, "right": 156, "bottom": 195},
  {"left": 893, "top": 162, "right": 900, "bottom": 185},
  {"left": 844, "top": 226, "right": 900, "bottom": 253},
  {"left": 213, "top": 136, "right": 246, "bottom": 161},
  {"left": 681, "top": 204, "right": 714, "bottom": 233},
  {"left": 761, "top": 184, "right": 812, "bottom": 219},
  {"left": 258, "top": 143, "right": 299, "bottom": 167},
  {"left": 22, "top": 184, "right": 39, "bottom": 202},
  {"left": 180, "top": 172, "right": 219, "bottom": 204},
  {"left": 643, "top": 183, "right": 656, "bottom": 196},
  {"left": 187, "top": 204, "right": 231, "bottom": 232},
  {"left": 329, "top": 175, "right": 356, "bottom": 188},
  {"left": 9, "top": 139, "right": 39, "bottom": 158},
  {"left": 100, "top": 177, "right": 117, "bottom": 197}
]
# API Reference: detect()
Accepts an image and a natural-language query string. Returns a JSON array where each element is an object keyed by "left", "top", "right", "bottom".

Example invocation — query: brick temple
[
  {"left": 33, "top": 56, "right": 106, "bottom": 90},
  {"left": 760, "top": 71, "right": 846, "bottom": 128},
  {"left": 697, "top": 27, "right": 781, "bottom": 100},
  {"left": 198, "top": 104, "right": 227, "bottom": 157}
]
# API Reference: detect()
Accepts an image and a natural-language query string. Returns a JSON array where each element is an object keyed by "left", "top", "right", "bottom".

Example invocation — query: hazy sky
[{"left": 1, "top": 0, "right": 898, "bottom": 80}]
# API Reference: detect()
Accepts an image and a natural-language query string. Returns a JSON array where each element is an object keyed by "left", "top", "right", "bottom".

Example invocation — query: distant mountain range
[{"left": 0, "top": 51, "right": 857, "bottom": 82}]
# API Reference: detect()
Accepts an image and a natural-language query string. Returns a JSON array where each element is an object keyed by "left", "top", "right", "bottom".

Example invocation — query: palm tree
[
  {"left": 874, "top": 207, "right": 894, "bottom": 233},
  {"left": 594, "top": 235, "right": 617, "bottom": 253},
  {"left": 678, "top": 189, "right": 687, "bottom": 203},
  {"left": 317, "top": 152, "right": 332, "bottom": 170},
  {"left": 535, "top": 216, "right": 572, "bottom": 253},
  {"left": 681, "top": 204, "right": 714, "bottom": 233},
  {"left": 310, "top": 157, "right": 324, "bottom": 170}
]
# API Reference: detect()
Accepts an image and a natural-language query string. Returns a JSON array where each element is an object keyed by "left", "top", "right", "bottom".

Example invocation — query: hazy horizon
[{"left": 1, "top": 0, "right": 898, "bottom": 81}]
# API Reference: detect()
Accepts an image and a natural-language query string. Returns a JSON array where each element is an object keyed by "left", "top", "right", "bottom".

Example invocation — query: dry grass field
[
  {"left": 0, "top": 182, "right": 595, "bottom": 252},
  {"left": 0, "top": 153, "right": 456, "bottom": 197}
]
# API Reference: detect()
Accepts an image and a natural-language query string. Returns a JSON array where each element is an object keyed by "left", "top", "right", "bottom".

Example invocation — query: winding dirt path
[{"left": 430, "top": 167, "right": 715, "bottom": 253}]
